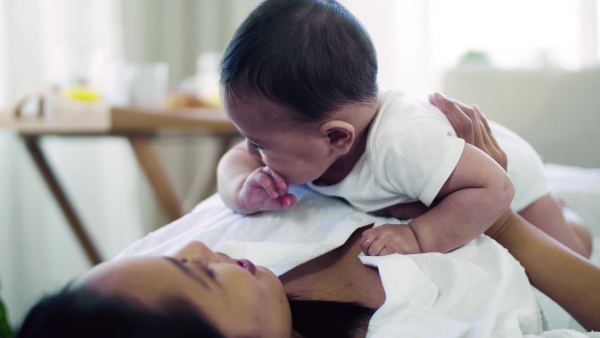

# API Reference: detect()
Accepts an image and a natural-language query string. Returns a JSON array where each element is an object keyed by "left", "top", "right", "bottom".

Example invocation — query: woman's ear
[{"left": 319, "top": 120, "right": 355, "bottom": 155}]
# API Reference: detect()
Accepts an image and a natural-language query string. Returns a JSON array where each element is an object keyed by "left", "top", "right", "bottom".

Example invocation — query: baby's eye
[{"left": 249, "top": 141, "right": 263, "bottom": 150}]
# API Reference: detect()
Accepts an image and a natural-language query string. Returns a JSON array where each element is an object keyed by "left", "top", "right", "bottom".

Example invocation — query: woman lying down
[{"left": 17, "top": 96, "right": 600, "bottom": 338}]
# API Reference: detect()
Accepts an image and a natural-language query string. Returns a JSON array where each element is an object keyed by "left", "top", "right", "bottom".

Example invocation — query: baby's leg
[
  {"left": 562, "top": 206, "right": 593, "bottom": 257},
  {"left": 518, "top": 194, "right": 592, "bottom": 258}
]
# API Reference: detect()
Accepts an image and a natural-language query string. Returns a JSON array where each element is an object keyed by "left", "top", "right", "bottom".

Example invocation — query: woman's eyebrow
[{"left": 162, "top": 257, "right": 211, "bottom": 289}]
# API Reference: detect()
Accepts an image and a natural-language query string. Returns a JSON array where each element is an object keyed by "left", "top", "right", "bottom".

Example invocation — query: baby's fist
[
  {"left": 239, "top": 166, "right": 297, "bottom": 213},
  {"left": 360, "top": 224, "right": 422, "bottom": 256}
]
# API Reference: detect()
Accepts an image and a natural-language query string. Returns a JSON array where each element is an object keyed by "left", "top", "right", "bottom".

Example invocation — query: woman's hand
[{"left": 428, "top": 92, "right": 507, "bottom": 171}]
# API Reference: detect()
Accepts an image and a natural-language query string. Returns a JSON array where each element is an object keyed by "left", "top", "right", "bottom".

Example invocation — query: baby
[{"left": 217, "top": 0, "right": 591, "bottom": 257}]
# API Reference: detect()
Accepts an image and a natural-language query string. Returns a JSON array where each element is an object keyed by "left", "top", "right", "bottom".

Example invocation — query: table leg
[
  {"left": 23, "top": 136, "right": 103, "bottom": 265},
  {"left": 129, "top": 136, "right": 183, "bottom": 222}
]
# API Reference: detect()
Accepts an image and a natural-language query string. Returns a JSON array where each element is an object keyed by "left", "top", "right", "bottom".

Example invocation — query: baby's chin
[
  {"left": 292, "top": 179, "right": 310, "bottom": 185},
  {"left": 295, "top": 172, "right": 330, "bottom": 186},
  {"left": 285, "top": 177, "right": 311, "bottom": 186}
]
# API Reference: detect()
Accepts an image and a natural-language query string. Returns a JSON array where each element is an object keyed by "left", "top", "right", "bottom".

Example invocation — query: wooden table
[{"left": 0, "top": 94, "right": 239, "bottom": 265}]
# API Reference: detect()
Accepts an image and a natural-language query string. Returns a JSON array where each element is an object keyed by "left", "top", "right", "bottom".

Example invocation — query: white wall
[{"left": 443, "top": 67, "right": 600, "bottom": 168}]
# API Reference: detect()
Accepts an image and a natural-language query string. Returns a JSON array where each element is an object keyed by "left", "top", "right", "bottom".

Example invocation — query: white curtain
[{"left": 0, "top": 0, "right": 144, "bottom": 327}]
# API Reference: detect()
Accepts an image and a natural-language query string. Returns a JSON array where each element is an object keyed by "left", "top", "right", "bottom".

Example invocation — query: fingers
[
  {"left": 254, "top": 167, "right": 290, "bottom": 197},
  {"left": 261, "top": 193, "right": 296, "bottom": 211},
  {"left": 430, "top": 92, "right": 508, "bottom": 171},
  {"left": 473, "top": 104, "right": 508, "bottom": 171},
  {"left": 254, "top": 170, "right": 280, "bottom": 198},
  {"left": 360, "top": 230, "right": 386, "bottom": 256},
  {"left": 244, "top": 167, "right": 296, "bottom": 212},
  {"left": 452, "top": 99, "right": 484, "bottom": 148},
  {"left": 264, "top": 167, "right": 288, "bottom": 195},
  {"left": 281, "top": 193, "right": 297, "bottom": 209},
  {"left": 430, "top": 92, "right": 474, "bottom": 145},
  {"left": 360, "top": 224, "right": 421, "bottom": 256},
  {"left": 473, "top": 105, "right": 496, "bottom": 148}
]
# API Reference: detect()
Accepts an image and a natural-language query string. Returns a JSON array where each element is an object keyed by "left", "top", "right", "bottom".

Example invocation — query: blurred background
[{"left": 0, "top": 0, "right": 599, "bottom": 330}]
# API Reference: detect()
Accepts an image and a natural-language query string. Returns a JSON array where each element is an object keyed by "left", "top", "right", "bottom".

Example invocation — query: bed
[{"left": 116, "top": 164, "right": 600, "bottom": 337}]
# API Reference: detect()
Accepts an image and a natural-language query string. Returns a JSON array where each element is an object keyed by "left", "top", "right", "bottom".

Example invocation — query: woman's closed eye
[
  {"left": 162, "top": 257, "right": 216, "bottom": 287},
  {"left": 189, "top": 260, "right": 217, "bottom": 280}
]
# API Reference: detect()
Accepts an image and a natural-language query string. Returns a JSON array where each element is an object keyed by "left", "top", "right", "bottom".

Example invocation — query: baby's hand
[
  {"left": 238, "top": 166, "right": 297, "bottom": 214},
  {"left": 360, "top": 224, "right": 422, "bottom": 256}
]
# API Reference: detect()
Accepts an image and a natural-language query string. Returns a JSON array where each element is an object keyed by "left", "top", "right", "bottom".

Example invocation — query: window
[{"left": 429, "top": 0, "right": 597, "bottom": 70}]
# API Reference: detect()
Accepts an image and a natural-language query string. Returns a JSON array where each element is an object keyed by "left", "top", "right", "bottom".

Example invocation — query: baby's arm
[
  {"left": 362, "top": 144, "right": 514, "bottom": 255},
  {"left": 412, "top": 145, "right": 514, "bottom": 252},
  {"left": 217, "top": 142, "right": 296, "bottom": 214}
]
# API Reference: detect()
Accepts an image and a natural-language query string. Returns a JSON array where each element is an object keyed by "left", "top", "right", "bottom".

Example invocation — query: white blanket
[{"left": 116, "top": 166, "right": 600, "bottom": 338}]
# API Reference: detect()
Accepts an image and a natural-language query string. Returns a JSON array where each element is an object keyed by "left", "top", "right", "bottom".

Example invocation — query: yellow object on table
[{"left": 63, "top": 86, "right": 102, "bottom": 102}]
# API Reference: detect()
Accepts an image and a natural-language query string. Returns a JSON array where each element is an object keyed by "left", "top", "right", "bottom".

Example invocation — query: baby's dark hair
[{"left": 220, "top": 0, "right": 378, "bottom": 122}]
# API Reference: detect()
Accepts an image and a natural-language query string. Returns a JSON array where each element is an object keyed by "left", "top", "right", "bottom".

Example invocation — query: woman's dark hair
[
  {"left": 220, "top": 0, "right": 378, "bottom": 122},
  {"left": 17, "top": 287, "right": 224, "bottom": 338},
  {"left": 288, "top": 296, "right": 375, "bottom": 338},
  {"left": 17, "top": 287, "right": 375, "bottom": 338}
]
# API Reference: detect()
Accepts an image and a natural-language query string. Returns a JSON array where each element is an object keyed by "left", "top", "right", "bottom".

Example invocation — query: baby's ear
[{"left": 319, "top": 120, "right": 355, "bottom": 155}]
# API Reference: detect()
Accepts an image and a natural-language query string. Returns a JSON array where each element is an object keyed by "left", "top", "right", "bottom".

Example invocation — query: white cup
[{"left": 107, "top": 63, "right": 169, "bottom": 109}]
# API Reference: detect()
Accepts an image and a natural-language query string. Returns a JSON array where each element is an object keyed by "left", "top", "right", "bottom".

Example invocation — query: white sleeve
[{"left": 374, "top": 117, "right": 465, "bottom": 206}]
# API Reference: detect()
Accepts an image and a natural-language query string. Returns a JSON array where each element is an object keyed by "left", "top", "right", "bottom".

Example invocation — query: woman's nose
[
  {"left": 174, "top": 241, "right": 238, "bottom": 265},
  {"left": 173, "top": 241, "right": 218, "bottom": 262}
]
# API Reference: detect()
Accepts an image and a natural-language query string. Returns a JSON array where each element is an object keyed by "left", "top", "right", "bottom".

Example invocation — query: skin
[
  {"left": 219, "top": 89, "right": 514, "bottom": 256},
  {"left": 78, "top": 234, "right": 385, "bottom": 338},
  {"left": 217, "top": 91, "right": 376, "bottom": 214},
  {"left": 75, "top": 93, "right": 600, "bottom": 336},
  {"left": 78, "top": 241, "right": 293, "bottom": 338},
  {"left": 518, "top": 194, "right": 592, "bottom": 257}
]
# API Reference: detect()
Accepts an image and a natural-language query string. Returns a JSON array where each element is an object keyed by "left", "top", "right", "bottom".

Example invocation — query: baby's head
[{"left": 220, "top": 0, "right": 379, "bottom": 184}]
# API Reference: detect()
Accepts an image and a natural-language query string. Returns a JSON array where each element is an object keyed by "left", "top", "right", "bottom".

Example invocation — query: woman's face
[{"left": 78, "top": 241, "right": 292, "bottom": 337}]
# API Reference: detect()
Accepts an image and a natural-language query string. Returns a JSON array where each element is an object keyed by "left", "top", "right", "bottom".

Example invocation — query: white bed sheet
[{"left": 115, "top": 164, "right": 600, "bottom": 337}]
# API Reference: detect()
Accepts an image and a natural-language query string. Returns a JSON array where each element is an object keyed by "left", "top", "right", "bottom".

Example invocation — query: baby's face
[{"left": 224, "top": 93, "right": 335, "bottom": 185}]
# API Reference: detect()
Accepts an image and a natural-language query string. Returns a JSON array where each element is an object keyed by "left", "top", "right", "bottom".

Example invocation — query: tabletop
[{"left": 0, "top": 94, "right": 238, "bottom": 136}]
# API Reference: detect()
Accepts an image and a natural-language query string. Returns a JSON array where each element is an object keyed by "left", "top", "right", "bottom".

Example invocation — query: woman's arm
[
  {"left": 432, "top": 92, "right": 600, "bottom": 331},
  {"left": 488, "top": 211, "right": 600, "bottom": 331}
]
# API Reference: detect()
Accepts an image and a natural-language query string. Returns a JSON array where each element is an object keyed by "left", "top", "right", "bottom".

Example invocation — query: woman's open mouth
[{"left": 236, "top": 259, "right": 257, "bottom": 275}]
